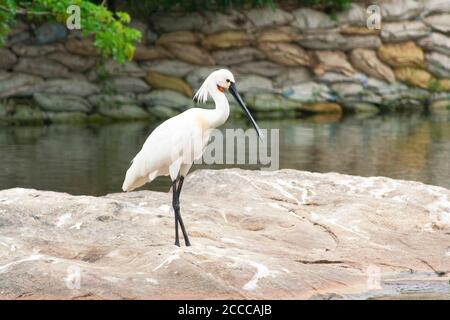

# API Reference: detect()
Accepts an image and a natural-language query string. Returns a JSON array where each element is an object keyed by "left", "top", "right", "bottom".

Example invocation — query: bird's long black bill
[{"left": 229, "top": 82, "right": 263, "bottom": 140}]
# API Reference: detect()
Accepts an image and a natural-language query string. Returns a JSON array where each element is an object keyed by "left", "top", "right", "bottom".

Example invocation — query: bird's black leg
[
  {"left": 172, "top": 180, "right": 180, "bottom": 247},
  {"left": 175, "top": 176, "right": 191, "bottom": 246}
]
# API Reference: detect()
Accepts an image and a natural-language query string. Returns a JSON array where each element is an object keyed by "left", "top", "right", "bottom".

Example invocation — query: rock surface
[
  {"left": 380, "top": 21, "right": 430, "bottom": 42},
  {"left": 394, "top": 67, "right": 434, "bottom": 89},
  {"left": 0, "top": 73, "right": 43, "bottom": 98},
  {"left": 378, "top": 0, "right": 422, "bottom": 21},
  {"left": 133, "top": 45, "right": 173, "bottom": 61},
  {"left": 97, "top": 104, "right": 150, "bottom": 120},
  {"left": 426, "top": 52, "right": 450, "bottom": 78},
  {"left": 424, "top": 14, "right": 450, "bottom": 33},
  {"left": 102, "top": 60, "right": 146, "bottom": 78},
  {"left": 418, "top": 33, "right": 450, "bottom": 56},
  {"left": 201, "top": 11, "right": 250, "bottom": 34},
  {"left": 34, "top": 23, "right": 67, "bottom": 45},
  {"left": 292, "top": 8, "right": 336, "bottom": 30},
  {"left": 212, "top": 47, "right": 264, "bottom": 66},
  {"left": 163, "top": 43, "right": 215, "bottom": 66},
  {"left": 313, "top": 51, "right": 355, "bottom": 76},
  {"left": 145, "top": 72, "right": 192, "bottom": 97},
  {"left": 282, "top": 82, "right": 332, "bottom": 102},
  {"left": 33, "top": 93, "right": 92, "bottom": 113},
  {"left": 201, "top": 31, "right": 253, "bottom": 50},
  {"left": 258, "top": 42, "right": 310, "bottom": 66},
  {"left": 48, "top": 52, "right": 96, "bottom": 72},
  {"left": 36, "top": 79, "right": 100, "bottom": 97},
  {"left": 0, "top": 48, "right": 17, "bottom": 69},
  {"left": 107, "top": 77, "right": 150, "bottom": 94},
  {"left": 65, "top": 37, "right": 99, "bottom": 56},
  {"left": 298, "top": 31, "right": 381, "bottom": 51},
  {"left": 377, "top": 41, "right": 425, "bottom": 68},
  {"left": 138, "top": 90, "right": 193, "bottom": 109},
  {"left": 156, "top": 31, "right": 202, "bottom": 45},
  {"left": 1, "top": 169, "right": 449, "bottom": 300},
  {"left": 246, "top": 7, "right": 293, "bottom": 27},
  {"left": 13, "top": 57, "right": 71, "bottom": 79},
  {"left": 350, "top": 49, "right": 395, "bottom": 83},
  {"left": 140, "top": 60, "right": 196, "bottom": 78},
  {"left": 257, "top": 26, "right": 301, "bottom": 43},
  {"left": 11, "top": 43, "right": 65, "bottom": 57}
]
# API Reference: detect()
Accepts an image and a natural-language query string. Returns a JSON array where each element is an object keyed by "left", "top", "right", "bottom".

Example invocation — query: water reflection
[
  {"left": 0, "top": 113, "right": 449, "bottom": 196},
  {"left": 270, "top": 113, "right": 450, "bottom": 185}
]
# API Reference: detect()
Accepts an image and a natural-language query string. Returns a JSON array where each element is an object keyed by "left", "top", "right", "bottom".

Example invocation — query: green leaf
[
  {"left": 0, "top": 0, "right": 141, "bottom": 64},
  {"left": 116, "top": 11, "right": 130, "bottom": 24}
]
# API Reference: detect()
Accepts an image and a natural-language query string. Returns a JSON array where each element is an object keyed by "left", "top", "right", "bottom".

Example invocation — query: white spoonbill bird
[{"left": 122, "top": 69, "right": 262, "bottom": 246}]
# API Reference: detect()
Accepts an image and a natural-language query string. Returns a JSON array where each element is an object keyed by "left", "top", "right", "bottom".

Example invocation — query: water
[{"left": 0, "top": 113, "right": 449, "bottom": 196}]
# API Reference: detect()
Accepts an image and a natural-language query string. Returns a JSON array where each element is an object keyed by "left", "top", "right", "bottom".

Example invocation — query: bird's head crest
[{"left": 193, "top": 69, "right": 235, "bottom": 104}]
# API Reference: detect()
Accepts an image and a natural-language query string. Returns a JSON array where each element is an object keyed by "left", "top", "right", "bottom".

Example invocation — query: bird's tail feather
[
  {"left": 122, "top": 173, "right": 148, "bottom": 192},
  {"left": 122, "top": 158, "right": 148, "bottom": 192},
  {"left": 122, "top": 155, "right": 160, "bottom": 192}
]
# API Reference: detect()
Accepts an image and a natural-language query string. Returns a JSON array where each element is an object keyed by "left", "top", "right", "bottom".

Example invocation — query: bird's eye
[{"left": 226, "top": 79, "right": 230, "bottom": 83}]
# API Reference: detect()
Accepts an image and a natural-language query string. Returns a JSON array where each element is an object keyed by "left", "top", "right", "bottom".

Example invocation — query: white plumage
[
  {"left": 122, "top": 108, "right": 210, "bottom": 191},
  {"left": 122, "top": 69, "right": 234, "bottom": 192},
  {"left": 121, "top": 68, "right": 261, "bottom": 246}
]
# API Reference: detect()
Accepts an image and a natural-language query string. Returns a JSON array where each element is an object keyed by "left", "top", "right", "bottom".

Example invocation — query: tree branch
[{"left": 0, "top": 5, "right": 52, "bottom": 16}]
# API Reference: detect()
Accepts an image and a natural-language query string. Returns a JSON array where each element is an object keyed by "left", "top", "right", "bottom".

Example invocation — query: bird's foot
[{"left": 175, "top": 240, "right": 180, "bottom": 247}]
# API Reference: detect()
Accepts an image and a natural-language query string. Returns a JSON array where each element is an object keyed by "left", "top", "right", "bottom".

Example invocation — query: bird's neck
[{"left": 208, "top": 87, "right": 230, "bottom": 128}]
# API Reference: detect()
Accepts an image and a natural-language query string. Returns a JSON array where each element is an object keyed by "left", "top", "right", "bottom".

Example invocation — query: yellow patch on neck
[
  {"left": 217, "top": 85, "right": 225, "bottom": 93},
  {"left": 195, "top": 113, "right": 208, "bottom": 130}
]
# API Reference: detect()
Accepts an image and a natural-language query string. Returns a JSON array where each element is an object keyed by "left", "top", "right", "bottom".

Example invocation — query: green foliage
[
  {"left": 0, "top": 1, "right": 16, "bottom": 44},
  {"left": 301, "top": 0, "right": 351, "bottom": 13},
  {"left": 0, "top": 0, "right": 141, "bottom": 63},
  {"left": 125, "top": 0, "right": 350, "bottom": 12},
  {"left": 127, "top": 0, "right": 274, "bottom": 11}
]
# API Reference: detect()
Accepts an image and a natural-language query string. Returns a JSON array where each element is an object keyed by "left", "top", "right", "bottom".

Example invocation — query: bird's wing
[{"left": 122, "top": 109, "right": 207, "bottom": 191}]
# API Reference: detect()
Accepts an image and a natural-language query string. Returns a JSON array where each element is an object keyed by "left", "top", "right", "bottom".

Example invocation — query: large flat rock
[{"left": 0, "top": 169, "right": 449, "bottom": 299}]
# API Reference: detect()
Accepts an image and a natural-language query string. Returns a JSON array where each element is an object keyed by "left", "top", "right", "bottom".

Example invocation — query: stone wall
[{"left": 1, "top": 0, "right": 450, "bottom": 124}]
